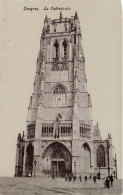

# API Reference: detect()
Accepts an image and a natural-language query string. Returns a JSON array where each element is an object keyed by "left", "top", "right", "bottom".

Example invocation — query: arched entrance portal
[
  {"left": 42, "top": 142, "right": 72, "bottom": 177},
  {"left": 25, "top": 143, "right": 34, "bottom": 176}
]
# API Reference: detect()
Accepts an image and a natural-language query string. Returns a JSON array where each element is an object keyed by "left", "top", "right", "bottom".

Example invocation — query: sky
[{"left": 0, "top": 0, "right": 122, "bottom": 178}]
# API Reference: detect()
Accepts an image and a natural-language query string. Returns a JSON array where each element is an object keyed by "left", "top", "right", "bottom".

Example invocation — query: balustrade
[
  {"left": 42, "top": 124, "right": 53, "bottom": 137},
  {"left": 80, "top": 122, "right": 91, "bottom": 138},
  {"left": 41, "top": 123, "right": 72, "bottom": 138},
  {"left": 60, "top": 123, "right": 72, "bottom": 137}
]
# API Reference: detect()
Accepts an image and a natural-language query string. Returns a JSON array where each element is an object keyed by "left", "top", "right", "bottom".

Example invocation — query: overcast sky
[{"left": 0, "top": 0, "right": 122, "bottom": 178}]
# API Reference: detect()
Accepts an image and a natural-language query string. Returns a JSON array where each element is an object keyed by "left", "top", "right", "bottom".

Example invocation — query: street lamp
[
  {"left": 34, "top": 159, "right": 37, "bottom": 178},
  {"left": 47, "top": 157, "right": 49, "bottom": 177},
  {"left": 114, "top": 153, "right": 117, "bottom": 179},
  {"left": 107, "top": 139, "right": 110, "bottom": 176},
  {"left": 74, "top": 161, "right": 76, "bottom": 177},
  {"left": 66, "top": 156, "right": 68, "bottom": 174}
]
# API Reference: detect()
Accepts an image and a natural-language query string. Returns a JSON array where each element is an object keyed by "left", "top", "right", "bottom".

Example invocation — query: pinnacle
[{"left": 60, "top": 11, "right": 62, "bottom": 19}]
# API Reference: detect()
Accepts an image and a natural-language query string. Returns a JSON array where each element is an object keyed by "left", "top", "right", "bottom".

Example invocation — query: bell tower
[
  {"left": 15, "top": 12, "right": 116, "bottom": 179},
  {"left": 25, "top": 11, "right": 93, "bottom": 177}
]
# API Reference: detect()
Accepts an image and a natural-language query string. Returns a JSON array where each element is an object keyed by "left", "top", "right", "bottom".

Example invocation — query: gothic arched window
[
  {"left": 62, "top": 40, "right": 68, "bottom": 58},
  {"left": 53, "top": 84, "right": 66, "bottom": 106},
  {"left": 51, "top": 64, "right": 60, "bottom": 82},
  {"left": 97, "top": 145, "right": 105, "bottom": 167},
  {"left": 53, "top": 40, "right": 59, "bottom": 59},
  {"left": 61, "top": 63, "right": 68, "bottom": 81},
  {"left": 51, "top": 63, "right": 68, "bottom": 82}
]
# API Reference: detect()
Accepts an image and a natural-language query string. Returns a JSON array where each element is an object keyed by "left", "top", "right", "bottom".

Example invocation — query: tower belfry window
[
  {"left": 53, "top": 84, "right": 66, "bottom": 106},
  {"left": 51, "top": 63, "right": 68, "bottom": 82},
  {"left": 62, "top": 40, "right": 67, "bottom": 57},
  {"left": 54, "top": 40, "right": 59, "bottom": 59}
]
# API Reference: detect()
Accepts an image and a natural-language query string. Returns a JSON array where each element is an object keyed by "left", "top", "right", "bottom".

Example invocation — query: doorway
[
  {"left": 42, "top": 142, "right": 72, "bottom": 177},
  {"left": 51, "top": 160, "right": 65, "bottom": 177}
]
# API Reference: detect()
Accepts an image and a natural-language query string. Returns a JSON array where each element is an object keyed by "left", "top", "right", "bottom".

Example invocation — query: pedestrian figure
[
  {"left": 90, "top": 174, "right": 91, "bottom": 180},
  {"left": 110, "top": 175, "right": 113, "bottom": 186},
  {"left": 65, "top": 175, "right": 67, "bottom": 181},
  {"left": 69, "top": 174, "right": 72, "bottom": 181},
  {"left": 79, "top": 175, "right": 82, "bottom": 182},
  {"left": 85, "top": 175, "right": 87, "bottom": 182},
  {"left": 106, "top": 177, "right": 110, "bottom": 189},
  {"left": 93, "top": 176, "right": 96, "bottom": 183},
  {"left": 75, "top": 175, "right": 76, "bottom": 181},
  {"left": 73, "top": 175, "right": 76, "bottom": 182},
  {"left": 52, "top": 173, "right": 55, "bottom": 180},
  {"left": 94, "top": 176, "right": 97, "bottom": 183},
  {"left": 65, "top": 173, "right": 67, "bottom": 181}
]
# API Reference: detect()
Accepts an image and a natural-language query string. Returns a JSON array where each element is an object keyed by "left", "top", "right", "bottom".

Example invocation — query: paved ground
[{"left": 0, "top": 177, "right": 122, "bottom": 195}]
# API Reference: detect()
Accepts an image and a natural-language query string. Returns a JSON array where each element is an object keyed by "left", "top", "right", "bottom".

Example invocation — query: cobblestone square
[{"left": 0, "top": 177, "right": 122, "bottom": 195}]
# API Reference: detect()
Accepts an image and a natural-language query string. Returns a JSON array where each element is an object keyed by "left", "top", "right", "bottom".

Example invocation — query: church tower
[{"left": 15, "top": 12, "right": 117, "bottom": 178}]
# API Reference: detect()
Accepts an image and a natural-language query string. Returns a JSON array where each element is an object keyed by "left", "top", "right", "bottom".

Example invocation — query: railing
[
  {"left": 41, "top": 123, "right": 72, "bottom": 138},
  {"left": 42, "top": 123, "right": 53, "bottom": 137},
  {"left": 80, "top": 122, "right": 91, "bottom": 138},
  {"left": 60, "top": 123, "right": 72, "bottom": 137}
]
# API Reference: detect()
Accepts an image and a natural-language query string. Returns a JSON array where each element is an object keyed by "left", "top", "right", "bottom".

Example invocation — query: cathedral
[{"left": 15, "top": 12, "right": 117, "bottom": 178}]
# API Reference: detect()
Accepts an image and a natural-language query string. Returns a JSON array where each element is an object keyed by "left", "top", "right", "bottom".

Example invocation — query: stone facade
[{"left": 15, "top": 12, "right": 117, "bottom": 179}]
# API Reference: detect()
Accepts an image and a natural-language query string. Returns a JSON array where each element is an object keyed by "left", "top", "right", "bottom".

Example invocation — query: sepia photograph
[{"left": 0, "top": 0, "right": 122, "bottom": 194}]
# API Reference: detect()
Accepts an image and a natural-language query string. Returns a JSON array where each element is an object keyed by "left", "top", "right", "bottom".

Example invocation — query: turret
[{"left": 108, "top": 133, "right": 112, "bottom": 146}]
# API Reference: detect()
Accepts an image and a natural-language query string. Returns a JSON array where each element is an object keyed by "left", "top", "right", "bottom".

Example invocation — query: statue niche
[{"left": 53, "top": 114, "right": 62, "bottom": 138}]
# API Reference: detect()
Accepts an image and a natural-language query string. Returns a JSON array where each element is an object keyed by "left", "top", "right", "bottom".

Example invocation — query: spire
[
  {"left": 93, "top": 122, "right": 102, "bottom": 140},
  {"left": 60, "top": 11, "right": 62, "bottom": 19},
  {"left": 44, "top": 15, "right": 48, "bottom": 23},
  {"left": 74, "top": 12, "right": 78, "bottom": 20},
  {"left": 108, "top": 133, "right": 111, "bottom": 139}
]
